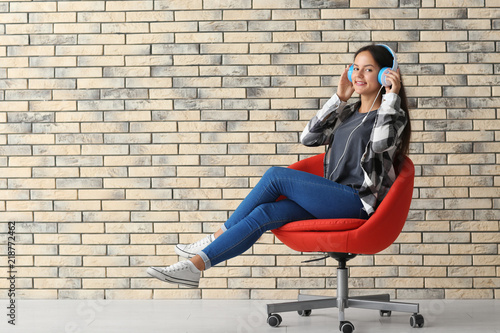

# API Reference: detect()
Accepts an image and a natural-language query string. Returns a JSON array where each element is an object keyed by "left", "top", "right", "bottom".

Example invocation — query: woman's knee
[
  {"left": 262, "top": 166, "right": 286, "bottom": 181},
  {"left": 252, "top": 202, "right": 274, "bottom": 217},
  {"left": 242, "top": 202, "right": 279, "bottom": 232},
  {"left": 248, "top": 201, "right": 291, "bottom": 227}
]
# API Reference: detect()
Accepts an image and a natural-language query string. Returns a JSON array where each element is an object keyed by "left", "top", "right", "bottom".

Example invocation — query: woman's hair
[{"left": 354, "top": 44, "right": 411, "bottom": 157}]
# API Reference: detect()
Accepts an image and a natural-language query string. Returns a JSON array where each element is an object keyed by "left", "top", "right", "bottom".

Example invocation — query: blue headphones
[{"left": 347, "top": 44, "right": 398, "bottom": 87}]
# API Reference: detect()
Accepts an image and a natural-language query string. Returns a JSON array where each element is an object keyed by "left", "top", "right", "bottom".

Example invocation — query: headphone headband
[
  {"left": 347, "top": 44, "right": 399, "bottom": 87},
  {"left": 376, "top": 44, "right": 398, "bottom": 71}
]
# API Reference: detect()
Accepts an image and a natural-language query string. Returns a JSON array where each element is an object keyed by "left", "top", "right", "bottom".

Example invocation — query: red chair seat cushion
[
  {"left": 272, "top": 156, "right": 414, "bottom": 254},
  {"left": 276, "top": 218, "right": 366, "bottom": 232}
]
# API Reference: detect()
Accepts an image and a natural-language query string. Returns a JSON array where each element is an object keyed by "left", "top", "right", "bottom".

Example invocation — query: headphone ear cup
[
  {"left": 378, "top": 67, "right": 391, "bottom": 87},
  {"left": 347, "top": 64, "right": 354, "bottom": 82}
]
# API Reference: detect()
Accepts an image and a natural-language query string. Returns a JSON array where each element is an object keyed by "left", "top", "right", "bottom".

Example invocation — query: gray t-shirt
[{"left": 327, "top": 110, "right": 377, "bottom": 189}]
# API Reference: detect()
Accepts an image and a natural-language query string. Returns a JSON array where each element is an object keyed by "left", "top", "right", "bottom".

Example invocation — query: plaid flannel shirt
[{"left": 300, "top": 92, "right": 408, "bottom": 216}]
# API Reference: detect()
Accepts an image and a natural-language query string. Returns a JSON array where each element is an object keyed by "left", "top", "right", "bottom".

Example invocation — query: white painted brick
[{"left": 0, "top": 0, "right": 498, "bottom": 301}]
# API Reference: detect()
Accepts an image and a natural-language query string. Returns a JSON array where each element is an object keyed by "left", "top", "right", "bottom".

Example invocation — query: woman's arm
[
  {"left": 371, "top": 69, "right": 407, "bottom": 153},
  {"left": 300, "top": 93, "right": 347, "bottom": 146},
  {"left": 300, "top": 68, "right": 354, "bottom": 147},
  {"left": 370, "top": 92, "right": 407, "bottom": 153}
]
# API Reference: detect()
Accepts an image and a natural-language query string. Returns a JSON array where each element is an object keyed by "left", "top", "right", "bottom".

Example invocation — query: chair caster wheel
[
  {"left": 339, "top": 320, "right": 355, "bottom": 333},
  {"left": 380, "top": 310, "right": 392, "bottom": 317},
  {"left": 410, "top": 314, "right": 424, "bottom": 328},
  {"left": 267, "top": 313, "right": 282, "bottom": 327},
  {"left": 298, "top": 309, "right": 312, "bottom": 316}
]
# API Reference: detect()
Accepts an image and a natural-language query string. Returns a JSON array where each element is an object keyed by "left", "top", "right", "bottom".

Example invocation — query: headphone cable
[{"left": 329, "top": 85, "right": 384, "bottom": 179}]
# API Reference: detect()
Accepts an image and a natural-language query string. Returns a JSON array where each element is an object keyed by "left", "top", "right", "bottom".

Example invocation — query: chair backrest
[
  {"left": 346, "top": 155, "right": 414, "bottom": 254},
  {"left": 273, "top": 154, "right": 415, "bottom": 255}
]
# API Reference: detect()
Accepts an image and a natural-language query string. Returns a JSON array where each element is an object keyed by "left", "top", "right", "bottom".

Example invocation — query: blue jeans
[{"left": 198, "top": 167, "right": 367, "bottom": 269}]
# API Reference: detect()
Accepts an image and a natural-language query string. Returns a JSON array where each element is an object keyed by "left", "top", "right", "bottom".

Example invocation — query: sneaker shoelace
[
  {"left": 185, "top": 235, "right": 212, "bottom": 251},
  {"left": 166, "top": 261, "right": 189, "bottom": 272}
]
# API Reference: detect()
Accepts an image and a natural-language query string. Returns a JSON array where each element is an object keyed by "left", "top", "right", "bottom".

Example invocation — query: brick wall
[{"left": 1, "top": 0, "right": 499, "bottom": 300}]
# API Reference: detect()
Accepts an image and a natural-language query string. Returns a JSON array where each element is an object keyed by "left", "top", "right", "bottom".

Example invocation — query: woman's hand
[
  {"left": 336, "top": 67, "right": 355, "bottom": 102},
  {"left": 384, "top": 68, "right": 401, "bottom": 95}
]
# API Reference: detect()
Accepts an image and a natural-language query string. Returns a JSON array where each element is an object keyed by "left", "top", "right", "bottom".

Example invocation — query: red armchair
[{"left": 266, "top": 153, "right": 424, "bottom": 332}]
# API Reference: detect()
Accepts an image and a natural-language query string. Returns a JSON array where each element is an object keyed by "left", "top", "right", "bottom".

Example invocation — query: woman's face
[{"left": 351, "top": 51, "right": 382, "bottom": 96}]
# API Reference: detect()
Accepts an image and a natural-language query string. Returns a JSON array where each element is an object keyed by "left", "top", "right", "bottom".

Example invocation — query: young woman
[{"left": 147, "top": 44, "right": 411, "bottom": 288}]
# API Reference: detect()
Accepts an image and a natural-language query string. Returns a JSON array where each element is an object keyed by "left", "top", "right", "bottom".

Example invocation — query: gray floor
[{"left": 2, "top": 299, "right": 500, "bottom": 333}]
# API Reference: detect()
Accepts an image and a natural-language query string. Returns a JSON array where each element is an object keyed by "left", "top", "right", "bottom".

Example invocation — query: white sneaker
[
  {"left": 175, "top": 234, "right": 215, "bottom": 258},
  {"left": 147, "top": 260, "right": 201, "bottom": 288}
]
